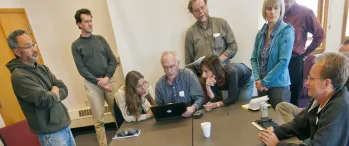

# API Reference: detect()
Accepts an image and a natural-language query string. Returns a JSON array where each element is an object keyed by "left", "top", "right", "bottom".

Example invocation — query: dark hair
[
  {"left": 125, "top": 71, "right": 156, "bottom": 121},
  {"left": 200, "top": 55, "right": 226, "bottom": 87},
  {"left": 342, "top": 38, "right": 349, "bottom": 46},
  {"left": 188, "top": 0, "right": 207, "bottom": 13},
  {"left": 74, "top": 8, "right": 92, "bottom": 29},
  {"left": 7, "top": 29, "right": 27, "bottom": 58}
]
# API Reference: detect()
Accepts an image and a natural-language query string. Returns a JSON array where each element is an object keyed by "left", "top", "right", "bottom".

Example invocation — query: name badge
[
  {"left": 179, "top": 91, "right": 185, "bottom": 97},
  {"left": 213, "top": 33, "right": 220, "bottom": 38}
]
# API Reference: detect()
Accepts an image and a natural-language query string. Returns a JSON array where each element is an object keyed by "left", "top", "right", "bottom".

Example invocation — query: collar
[
  {"left": 79, "top": 34, "right": 93, "bottom": 39},
  {"left": 165, "top": 70, "right": 180, "bottom": 86},
  {"left": 285, "top": 3, "right": 298, "bottom": 16},
  {"left": 261, "top": 19, "right": 282, "bottom": 37}
]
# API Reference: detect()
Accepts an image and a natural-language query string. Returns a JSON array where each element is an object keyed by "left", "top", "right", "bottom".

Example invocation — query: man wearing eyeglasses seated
[
  {"left": 184, "top": 0, "right": 238, "bottom": 73},
  {"left": 276, "top": 40, "right": 349, "bottom": 123},
  {"left": 155, "top": 51, "right": 205, "bottom": 117},
  {"left": 259, "top": 52, "right": 349, "bottom": 146}
]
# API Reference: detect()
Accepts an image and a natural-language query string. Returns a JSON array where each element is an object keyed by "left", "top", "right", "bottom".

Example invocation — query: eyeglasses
[
  {"left": 17, "top": 43, "right": 37, "bottom": 50},
  {"left": 307, "top": 76, "right": 322, "bottom": 81}
]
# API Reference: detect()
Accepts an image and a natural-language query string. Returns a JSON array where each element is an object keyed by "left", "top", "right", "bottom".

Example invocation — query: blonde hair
[
  {"left": 262, "top": 0, "right": 285, "bottom": 21},
  {"left": 315, "top": 52, "right": 349, "bottom": 88}
]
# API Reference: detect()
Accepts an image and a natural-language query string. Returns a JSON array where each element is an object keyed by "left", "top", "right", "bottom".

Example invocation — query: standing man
[
  {"left": 6, "top": 30, "right": 75, "bottom": 146},
  {"left": 72, "top": 8, "right": 117, "bottom": 146},
  {"left": 185, "top": 0, "right": 238, "bottom": 68},
  {"left": 284, "top": 0, "right": 325, "bottom": 106}
]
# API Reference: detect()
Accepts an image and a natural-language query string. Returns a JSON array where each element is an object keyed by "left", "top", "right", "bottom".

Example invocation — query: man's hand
[
  {"left": 103, "top": 84, "right": 112, "bottom": 92},
  {"left": 182, "top": 106, "right": 196, "bottom": 117},
  {"left": 219, "top": 55, "right": 228, "bottom": 62},
  {"left": 51, "top": 86, "right": 60, "bottom": 101},
  {"left": 97, "top": 76, "right": 110, "bottom": 87},
  {"left": 206, "top": 76, "right": 216, "bottom": 87},
  {"left": 258, "top": 127, "right": 279, "bottom": 146}
]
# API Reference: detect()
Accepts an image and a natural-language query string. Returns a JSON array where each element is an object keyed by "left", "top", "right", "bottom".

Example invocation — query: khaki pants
[
  {"left": 84, "top": 76, "right": 117, "bottom": 146},
  {"left": 275, "top": 102, "right": 304, "bottom": 123}
]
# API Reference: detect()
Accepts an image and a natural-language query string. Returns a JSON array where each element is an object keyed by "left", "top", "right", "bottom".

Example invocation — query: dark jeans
[
  {"left": 258, "top": 86, "right": 291, "bottom": 109},
  {"left": 288, "top": 55, "right": 304, "bottom": 106}
]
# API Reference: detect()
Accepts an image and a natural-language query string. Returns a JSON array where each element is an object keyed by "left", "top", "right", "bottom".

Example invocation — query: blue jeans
[
  {"left": 37, "top": 126, "right": 75, "bottom": 146},
  {"left": 237, "top": 74, "right": 254, "bottom": 101}
]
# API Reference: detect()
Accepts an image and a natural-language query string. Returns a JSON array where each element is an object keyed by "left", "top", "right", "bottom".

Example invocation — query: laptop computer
[{"left": 150, "top": 102, "right": 187, "bottom": 121}]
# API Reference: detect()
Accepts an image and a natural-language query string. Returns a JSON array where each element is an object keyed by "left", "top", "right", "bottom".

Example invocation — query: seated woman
[
  {"left": 251, "top": 0, "right": 294, "bottom": 109},
  {"left": 200, "top": 55, "right": 254, "bottom": 111},
  {"left": 116, "top": 71, "right": 156, "bottom": 122}
]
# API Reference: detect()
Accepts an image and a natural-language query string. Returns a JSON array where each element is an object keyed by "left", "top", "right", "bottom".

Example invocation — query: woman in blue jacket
[{"left": 251, "top": 0, "right": 295, "bottom": 109}]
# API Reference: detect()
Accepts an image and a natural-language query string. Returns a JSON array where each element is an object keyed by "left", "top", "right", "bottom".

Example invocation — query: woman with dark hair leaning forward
[{"left": 200, "top": 55, "right": 254, "bottom": 111}]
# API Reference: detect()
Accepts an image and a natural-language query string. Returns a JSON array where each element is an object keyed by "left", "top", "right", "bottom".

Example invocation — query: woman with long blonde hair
[{"left": 116, "top": 71, "right": 156, "bottom": 122}]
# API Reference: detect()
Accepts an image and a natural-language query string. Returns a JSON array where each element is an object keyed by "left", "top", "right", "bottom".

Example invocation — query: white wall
[
  {"left": 1, "top": 0, "right": 124, "bottom": 113},
  {"left": 106, "top": 0, "right": 261, "bottom": 88},
  {"left": 325, "top": 0, "right": 346, "bottom": 52}
]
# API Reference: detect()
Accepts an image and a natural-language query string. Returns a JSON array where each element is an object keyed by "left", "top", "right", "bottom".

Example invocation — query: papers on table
[{"left": 241, "top": 96, "right": 269, "bottom": 111}]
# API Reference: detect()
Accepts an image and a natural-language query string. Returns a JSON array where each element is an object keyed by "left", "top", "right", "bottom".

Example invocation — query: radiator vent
[{"left": 78, "top": 106, "right": 111, "bottom": 117}]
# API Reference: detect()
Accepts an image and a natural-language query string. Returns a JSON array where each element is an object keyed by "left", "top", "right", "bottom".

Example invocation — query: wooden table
[
  {"left": 109, "top": 117, "right": 193, "bottom": 146},
  {"left": 109, "top": 102, "right": 300, "bottom": 146},
  {"left": 192, "top": 102, "right": 300, "bottom": 146}
]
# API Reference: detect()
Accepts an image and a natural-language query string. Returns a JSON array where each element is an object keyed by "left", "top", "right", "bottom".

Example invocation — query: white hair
[{"left": 160, "top": 51, "right": 180, "bottom": 64}]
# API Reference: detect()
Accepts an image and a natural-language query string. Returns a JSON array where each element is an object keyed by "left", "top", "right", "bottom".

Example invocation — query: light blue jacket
[{"left": 251, "top": 20, "right": 295, "bottom": 88}]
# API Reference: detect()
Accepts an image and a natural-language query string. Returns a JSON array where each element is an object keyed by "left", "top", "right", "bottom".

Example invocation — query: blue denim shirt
[
  {"left": 155, "top": 68, "right": 205, "bottom": 110},
  {"left": 260, "top": 20, "right": 282, "bottom": 78},
  {"left": 251, "top": 20, "right": 295, "bottom": 87}
]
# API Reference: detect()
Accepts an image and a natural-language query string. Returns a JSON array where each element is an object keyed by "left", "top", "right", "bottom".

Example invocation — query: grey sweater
[{"left": 72, "top": 34, "right": 117, "bottom": 84}]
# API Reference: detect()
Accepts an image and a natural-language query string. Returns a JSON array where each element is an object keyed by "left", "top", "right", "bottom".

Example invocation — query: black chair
[{"left": 113, "top": 99, "right": 124, "bottom": 130}]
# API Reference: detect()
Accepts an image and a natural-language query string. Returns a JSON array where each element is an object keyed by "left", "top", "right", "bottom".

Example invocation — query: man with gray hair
[
  {"left": 185, "top": 0, "right": 238, "bottom": 69},
  {"left": 6, "top": 30, "right": 75, "bottom": 145},
  {"left": 155, "top": 51, "right": 205, "bottom": 117},
  {"left": 259, "top": 52, "right": 349, "bottom": 146}
]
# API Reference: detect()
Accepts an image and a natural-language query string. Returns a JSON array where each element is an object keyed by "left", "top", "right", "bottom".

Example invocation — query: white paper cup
[{"left": 201, "top": 122, "right": 211, "bottom": 138}]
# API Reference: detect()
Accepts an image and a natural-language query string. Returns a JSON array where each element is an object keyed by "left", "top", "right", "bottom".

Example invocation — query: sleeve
[
  {"left": 209, "top": 85, "right": 223, "bottom": 102},
  {"left": 276, "top": 101, "right": 349, "bottom": 146},
  {"left": 116, "top": 87, "right": 146, "bottom": 122},
  {"left": 222, "top": 70, "right": 239, "bottom": 105},
  {"left": 99, "top": 36, "right": 118, "bottom": 78},
  {"left": 43, "top": 65, "right": 68, "bottom": 101},
  {"left": 261, "top": 28, "right": 294, "bottom": 87},
  {"left": 11, "top": 74, "right": 59, "bottom": 109},
  {"left": 222, "top": 19, "right": 238, "bottom": 59},
  {"left": 251, "top": 33, "right": 261, "bottom": 81},
  {"left": 187, "top": 69, "right": 205, "bottom": 110},
  {"left": 303, "top": 11, "right": 325, "bottom": 56},
  {"left": 71, "top": 43, "right": 98, "bottom": 84},
  {"left": 185, "top": 30, "right": 195, "bottom": 65},
  {"left": 155, "top": 81, "right": 165, "bottom": 105}
]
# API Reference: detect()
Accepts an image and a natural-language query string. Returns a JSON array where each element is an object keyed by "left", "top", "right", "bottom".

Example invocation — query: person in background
[
  {"left": 116, "top": 71, "right": 156, "bottom": 122},
  {"left": 185, "top": 0, "right": 238, "bottom": 74},
  {"left": 251, "top": 0, "right": 294, "bottom": 109},
  {"left": 284, "top": 0, "right": 325, "bottom": 107},
  {"left": 71, "top": 8, "right": 118, "bottom": 146},
  {"left": 6, "top": 30, "right": 75, "bottom": 146},
  {"left": 155, "top": 51, "right": 205, "bottom": 117},
  {"left": 259, "top": 52, "right": 349, "bottom": 146},
  {"left": 200, "top": 55, "right": 254, "bottom": 111}
]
